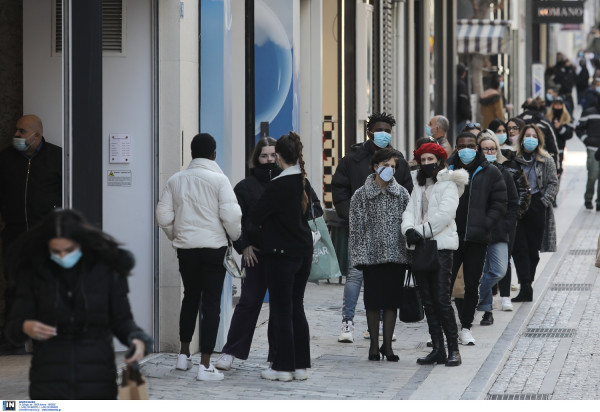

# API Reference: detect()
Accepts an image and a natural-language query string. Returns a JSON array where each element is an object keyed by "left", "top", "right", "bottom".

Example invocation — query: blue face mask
[
  {"left": 546, "top": 93, "right": 553, "bottom": 101},
  {"left": 458, "top": 148, "right": 477, "bottom": 165},
  {"left": 485, "top": 154, "right": 497, "bottom": 163},
  {"left": 373, "top": 131, "right": 391, "bottom": 148},
  {"left": 12, "top": 132, "right": 35, "bottom": 152},
  {"left": 376, "top": 166, "right": 395, "bottom": 182},
  {"left": 523, "top": 137, "right": 539, "bottom": 152},
  {"left": 496, "top": 133, "right": 508, "bottom": 145},
  {"left": 425, "top": 125, "right": 432, "bottom": 137},
  {"left": 50, "top": 249, "right": 83, "bottom": 269}
]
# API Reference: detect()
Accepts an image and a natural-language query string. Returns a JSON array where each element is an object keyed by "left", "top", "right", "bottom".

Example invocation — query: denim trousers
[
  {"left": 342, "top": 249, "right": 363, "bottom": 322},
  {"left": 477, "top": 242, "right": 508, "bottom": 311},
  {"left": 264, "top": 253, "right": 312, "bottom": 372},
  {"left": 585, "top": 147, "right": 600, "bottom": 205},
  {"left": 177, "top": 247, "right": 227, "bottom": 354}
]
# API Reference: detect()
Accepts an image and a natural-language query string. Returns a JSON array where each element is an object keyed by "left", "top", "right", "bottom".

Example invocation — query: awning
[{"left": 457, "top": 19, "right": 511, "bottom": 55}]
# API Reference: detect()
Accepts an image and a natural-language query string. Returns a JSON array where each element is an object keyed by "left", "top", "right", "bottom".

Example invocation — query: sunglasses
[{"left": 466, "top": 122, "right": 481, "bottom": 130}]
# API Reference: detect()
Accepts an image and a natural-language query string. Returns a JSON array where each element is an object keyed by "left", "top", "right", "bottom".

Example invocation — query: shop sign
[{"left": 533, "top": 1, "right": 584, "bottom": 24}]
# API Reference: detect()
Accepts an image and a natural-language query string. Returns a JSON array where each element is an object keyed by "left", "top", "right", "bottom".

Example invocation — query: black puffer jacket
[
  {"left": 489, "top": 162, "right": 519, "bottom": 244},
  {"left": 5, "top": 250, "right": 151, "bottom": 400},
  {"left": 448, "top": 152, "right": 507, "bottom": 244},
  {"left": 0, "top": 139, "right": 62, "bottom": 250},
  {"left": 331, "top": 139, "right": 413, "bottom": 222},
  {"left": 501, "top": 149, "right": 532, "bottom": 219}
]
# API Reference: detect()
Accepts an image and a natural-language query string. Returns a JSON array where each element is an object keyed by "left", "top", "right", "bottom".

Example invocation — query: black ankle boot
[
  {"left": 511, "top": 283, "right": 533, "bottom": 302},
  {"left": 417, "top": 336, "right": 447, "bottom": 365},
  {"left": 445, "top": 350, "right": 462, "bottom": 367}
]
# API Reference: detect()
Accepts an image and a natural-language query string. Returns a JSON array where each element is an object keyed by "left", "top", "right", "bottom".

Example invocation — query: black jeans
[
  {"left": 264, "top": 253, "right": 312, "bottom": 372},
  {"left": 450, "top": 240, "right": 488, "bottom": 329},
  {"left": 512, "top": 194, "right": 546, "bottom": 284},
  {"left": 415, "top": 250, "right": 459, "bottom": 349},
  {"left": 177, "top": 247, "right": 227, "bottom": 354},
  {"left": 221, "top": 253, "right": 268, "bottom": 360}
]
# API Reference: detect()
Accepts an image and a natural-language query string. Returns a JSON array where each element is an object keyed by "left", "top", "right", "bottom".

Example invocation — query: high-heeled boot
[
  {"left": 417, "top": 335, "right": 447, "bottom": 365},
  {"left": 511, "top": 282, "right": 533, "bottom": 302},
  {"left": 445, "top": 340, "right": 462, "bottom": 367}
]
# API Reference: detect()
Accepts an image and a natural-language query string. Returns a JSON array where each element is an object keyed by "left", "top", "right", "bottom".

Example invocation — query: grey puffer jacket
[{"left": 349, "top": 174, "right": 410, "bottom": 268}]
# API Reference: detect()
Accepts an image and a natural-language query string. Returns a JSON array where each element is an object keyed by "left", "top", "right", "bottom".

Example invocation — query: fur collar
[{"left": 363, "top": 173, "right": 403, "bottom": 199}]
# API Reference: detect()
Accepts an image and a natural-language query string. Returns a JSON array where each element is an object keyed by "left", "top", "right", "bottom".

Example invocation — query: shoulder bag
[{"left": 412, "top": 222, "right": 440, "bottom": 273}]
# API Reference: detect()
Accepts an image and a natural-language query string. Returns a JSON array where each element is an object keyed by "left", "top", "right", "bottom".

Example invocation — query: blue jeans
[
  {"left": 342, "top": 249, "right": 363, "bottom": 322},
  {"left": 477, "top": 242, "right": 508, "bottom": 312}
]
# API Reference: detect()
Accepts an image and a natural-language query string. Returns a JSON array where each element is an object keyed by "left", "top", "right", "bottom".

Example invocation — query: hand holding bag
[
  {"left": 399, "top": 268, "right": 424, "bottom": 323},
  {"left": 119, "top": 361, "right": 149, "bottom": 400},
  {"left": 224, "top": 238, "right": 246, "bottom": 279},
  {"left": 412, "top": 222, "right": 440, "bottom": 274}
]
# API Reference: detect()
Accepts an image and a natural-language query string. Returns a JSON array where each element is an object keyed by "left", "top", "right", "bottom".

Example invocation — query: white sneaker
[
  {"left": 214, "top": 353, "right": 235, "bottom": 371},
  {"left": 338, "top": 321, "right": 354, "bottom": 343},
  {"left": 196, "top": 364, "right": 224, "bottom": 381},
  {"left": 511, "top": 283, "right": 519, "bottom": 291},
  {"left": 363, "top": 330, "right": 370, "bottom": 339},
  {"left": 260, "top": 367, "right": 293, "bottom": 382},
  {"left": 293, "top": 369, "right": 308, "bottom": 380},
  {"left": 175, "top": 353, "right": 192, "bottom": 370},
  {"left": 377, "top": 322, "right": 397, "bottom": 341},
  {"left": 502, "top": 297, "right": 514, "bottom": 311},
  {"left": 458, "top": 328, "right": 476, "bottom": 346}
]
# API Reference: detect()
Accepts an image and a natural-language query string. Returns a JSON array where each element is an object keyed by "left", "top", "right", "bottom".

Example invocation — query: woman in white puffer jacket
[{"left": 401, "top": 142, "right": 468, "bottom": 367}]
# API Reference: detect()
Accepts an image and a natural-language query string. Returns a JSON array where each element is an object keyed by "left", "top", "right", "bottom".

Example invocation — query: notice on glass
[
  {"left": 110, "top": 133, "right": 131, "bottom": 163},
  {"left": 107, "top": 170, "right": 132, "bottom": 187}
]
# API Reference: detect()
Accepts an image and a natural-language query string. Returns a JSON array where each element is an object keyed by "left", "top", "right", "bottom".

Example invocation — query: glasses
[
  {"left": 481, "top": 147, "right": 497, "bottom": 153},
  {"left": 456, "top": 144, "right": 477, "bottom": 150},
  {"left": 507, "top": 126, "right": 520, "bottom": 131},
  {"left": 466, "top": 122, "right": 481, "bottom": 129}
]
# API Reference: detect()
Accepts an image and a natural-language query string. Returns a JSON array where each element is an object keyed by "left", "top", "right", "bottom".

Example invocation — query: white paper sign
[
  {"left": 107, "top": 170, "right": 132, "bottom": 187},
  {"left": 110, "top": 133, "right": 132, "bottom": 163}
]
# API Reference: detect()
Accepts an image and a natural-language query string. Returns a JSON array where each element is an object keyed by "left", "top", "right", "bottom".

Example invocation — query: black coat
[
  {"left": 448, "top": 152, "right": 507, "bottom": 244},
  {"left": 331, "top": 140, "right": 413, "bottom": 222},
  {"left": 489, "top": 162, "right": 519, "bottom": 244},
  {"left": 233, "top": 166, "right": 322, "bottom": 254},
  {"left": 576, "top": 104, "right": 600, "bottom": 149},
  {"left": 0, "top": 139, "right": 62, "bottom": 250},
  {"left": 5, "top": 251, "right": 150, "bottom": 400},
  {"left": 501, "top": 149, "right": 532, "bottom": 220},
  {"left": 248, "top": 171, "right": 321, "bottom": 257}
]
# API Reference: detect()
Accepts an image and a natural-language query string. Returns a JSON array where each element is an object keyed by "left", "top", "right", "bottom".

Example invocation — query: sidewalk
[{"left": 0, "top": 140, "right": 597, "bottom": 400}]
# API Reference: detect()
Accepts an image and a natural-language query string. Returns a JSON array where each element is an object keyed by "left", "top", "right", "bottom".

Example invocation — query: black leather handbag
[
  {"left": 412, "top": 222, "right": 440, "bottom": 274},
  {"left": 399, "top": 269, "right": 424, "bottom": 323}
]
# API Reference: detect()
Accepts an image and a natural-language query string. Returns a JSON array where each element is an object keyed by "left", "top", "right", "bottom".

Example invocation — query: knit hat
[{"left": 414, "top": 142, "right": 448, "bottom": 163}]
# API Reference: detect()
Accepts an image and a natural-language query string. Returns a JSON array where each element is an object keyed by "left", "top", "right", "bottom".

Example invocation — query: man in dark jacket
[
  {"left": 0, "top": 115, "right": 62, "bottom": 354},
  {"left": 456, "top": 63, "right": 472, "bottom": 134},
  {"left": 331, "top": 112, "right": 412, "bottom": 343},
  {"left": 447, "top": 132, "right": 507, "bottom": 346},
  {"left": 575, "top": 100, "right": 600, "bottom": 210}
]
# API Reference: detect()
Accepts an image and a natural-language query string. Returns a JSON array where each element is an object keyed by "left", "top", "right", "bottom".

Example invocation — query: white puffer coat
[
  {"left": 401, "top": 168, "right": 469, "bottom": 251},
  {"left": 155, "top": 158, "right": 242, "bottom": 249}
]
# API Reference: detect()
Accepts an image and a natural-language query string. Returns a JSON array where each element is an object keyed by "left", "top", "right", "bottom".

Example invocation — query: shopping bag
[
  {"left": 412, "top": 223, "right": 440, "bottom": 273},
  {"left": 595, "top": 234, "right": 600, "bottom": 269},
  {"left": 399, "top": 269, "right": 424, "bottom": 323},
  {"left": 451, "top": 264, "right": 465, "bottom": 299},
  {"left": 223, "top": 239, "right": 245, "bottom": 279},
  {"left": 119, "top": 362, "right": 149, "bottom": 400},
  {"left": 308, "top": 216, "right": 342, "bottom": 283}
]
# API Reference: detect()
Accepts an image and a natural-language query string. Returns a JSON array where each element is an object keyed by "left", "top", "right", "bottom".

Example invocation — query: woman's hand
[
  {"left": 405, "top": 229, "right": 424, "bottom": 246},
  {"left": 23, "top": 320, "right": 56, "bottom": 341},
  {"left": 243, "top": 246, "right": 259, "bottom": 267},
  {"left": 124, "top": 339, "right": 146, "bottom": 365}
]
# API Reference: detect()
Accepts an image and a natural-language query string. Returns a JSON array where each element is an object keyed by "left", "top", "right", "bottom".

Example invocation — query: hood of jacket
[{"left": 436, "top": 168, "right": 469, "bottom": 197}]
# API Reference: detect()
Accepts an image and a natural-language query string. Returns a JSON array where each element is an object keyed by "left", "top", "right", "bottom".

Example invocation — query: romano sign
[{"left": 533, "top": 1, "right": 584, "bottom": 24}]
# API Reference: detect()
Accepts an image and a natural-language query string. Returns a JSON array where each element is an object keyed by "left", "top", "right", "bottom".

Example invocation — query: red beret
[{"left": 413, "top": 142, "right": 448, "bottom": 163}]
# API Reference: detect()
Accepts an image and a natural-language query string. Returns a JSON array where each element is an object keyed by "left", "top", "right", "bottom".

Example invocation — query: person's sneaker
[
  {"left": 585, "top": 201, "right": 593, "bottom": 210},
  {"left": 458, "top": 328, "right": 476, "bottom": 346},
  {"left": 175, "top": 353, "right": 192, "bottom": 370},
  {"left": 511, "top": 283, "right": 519, "bottom": 291},
  {"left": 261, "top": 368, "right": 293, "bottom": 382},
  {"left": 364, "top": 330, "right": 370, "bottom": 339},
  {"left": 338, "top": 321, "right": 354, "bottom": 343},
  {"left": 377, "top": 321, "right": 397, "bottom": 341},
  {"left": 196, "top": 364, "right": 224, "bottom": 381},
  {"left": 214, "top": 353, "right": 235, "bottom": 371},
  {"left": 293, "top": 369, "right": 308, "bottom": 380},
  {"left": 501, "top": 297, "right": 514, "bottom": 311},
  {"left": 480, "top": 311, "right": 494, "bottom": 326}
]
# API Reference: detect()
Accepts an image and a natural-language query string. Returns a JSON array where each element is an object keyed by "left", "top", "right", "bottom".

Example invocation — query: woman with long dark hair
[
  {"left": 402, "top": 143, "right": 468, "bottom": 366},
  {"left": 248, "top": 131, "right": 317, "bottom": 382},
  {"left": 5, "top": 209, "right": 152, "bottom": 399}
]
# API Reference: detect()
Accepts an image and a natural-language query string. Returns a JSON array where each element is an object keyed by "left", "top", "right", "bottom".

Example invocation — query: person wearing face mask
[
  {"left": 576, "top": 93, "right": 600, "bottom": 210},
  {"left": 546, "top": 97, "right": 574, "bottom": 194},
  {"left": 511, "top": 125, "right": 558, "bottom": 302},
  {"left": 0, "top": 114, "right": 62, "bottom": 354},
  {"left": 518, "top": 100, "right": 560, "bottom": 170},
  {"left": 505, "top": 117, "right": 526, "bottom": 148},
  {"left": 446, "top": 132, "right": 507, "bottom": 346},
  {"left": 4, "top": 209, "right": 152, "bottom": 399},
  {"left": 214, "top": 137, "right": 322, "bottom": 372},
  {"left": 475, "top": 132, "right": 519, "bottom": 325},
  {"left": 402, "top": 143, "right": 468, "bottom": 367},
  {"left": 349, "top": 148, "right": 410, "bottom": 362},
  {"left": 426, "top": 115, "right": 453, "bottom": 158},
  {"left": 332, "top": 112, "right": 412, "bottom": 344}
]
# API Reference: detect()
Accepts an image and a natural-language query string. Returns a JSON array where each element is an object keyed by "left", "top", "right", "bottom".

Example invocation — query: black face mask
[
  {"left": 420, "top": 163, "right": 438, "bottom": 178},
  {"left": 553, "top": 108, "right": 563, "bottom": 119},
  {"left": 256, "top": 162, "right": 278, "bottom": 171}
]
